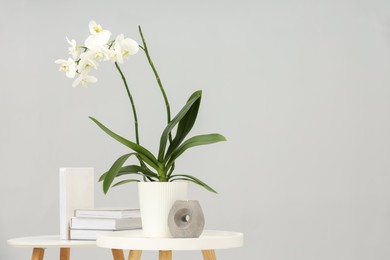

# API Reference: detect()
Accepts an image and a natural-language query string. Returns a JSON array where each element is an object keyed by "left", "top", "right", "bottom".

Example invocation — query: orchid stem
[
  {"left": 138, "top": 26, "right": 172, "bottom": 144},
  {"left": 114, "top": 62, "right": 140, "bottom": 144}
]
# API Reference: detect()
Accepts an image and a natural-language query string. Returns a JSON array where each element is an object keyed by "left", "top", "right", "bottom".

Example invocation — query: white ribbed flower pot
[{"left": 138, "top": 182, "right": 188, "bottom": 237}]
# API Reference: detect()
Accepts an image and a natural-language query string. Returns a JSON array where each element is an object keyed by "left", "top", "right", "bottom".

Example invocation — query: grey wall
[{"left": 1, "top": 0, "right": 390, "bottom": 259}]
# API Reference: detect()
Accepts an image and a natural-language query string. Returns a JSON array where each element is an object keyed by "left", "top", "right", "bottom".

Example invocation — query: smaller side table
[
  {"left": 7, "top": 235, "right": 96, "bottom": 260},
  {"left": 97, "top": 230, "right": 244, "bottom": 260}
]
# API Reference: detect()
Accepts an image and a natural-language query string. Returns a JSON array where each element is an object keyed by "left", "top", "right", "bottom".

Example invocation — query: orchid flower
[
  {"left": 76, "top": 52, "right": 99, "bottom": 73},
  {"left": 85, "top": 20, "right": 111, "bottom": 49},
  {"left": 109, "top": 44, "right": 123, "bottom": 63},
  {"left": 110, "top": 34, "right": 139, "bottom": 63},
  {"left": 89, "top": 45, "right": 111, "bottom": 61},
  {"left": 72, "top": 72, "right": 97, "bottom": 88},
  {"left": 66, "top": 37, "right": 80, "bottom": 60},
  {"left": 116, "top": 34, "right": 139, "bottom": 57},
  {"left": 55, "top": 58, "right": 76, "bottom": 78}
]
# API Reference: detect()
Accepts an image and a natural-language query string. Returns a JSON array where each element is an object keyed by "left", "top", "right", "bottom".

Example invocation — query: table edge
[
  {"left": 7, "top": 235, "right": 96, "bottom": 248},
  {"left": 96, "top": 230, "right": 244, "bottom": 251}
]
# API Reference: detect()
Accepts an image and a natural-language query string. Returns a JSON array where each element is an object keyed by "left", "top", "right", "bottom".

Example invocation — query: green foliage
[
  {"left": 94, "top": 90, "right": 226, "bottom": 193},
  {"left": 158, "top": 90, "right": 202, "bottom": 162},
  {"left": 94, "top": 27, "right": 226, "bottom": 194}
]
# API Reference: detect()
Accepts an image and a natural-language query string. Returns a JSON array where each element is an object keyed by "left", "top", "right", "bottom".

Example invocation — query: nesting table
[
  {"left": 7, "top": 235, "right": 96, "bottom": 260},
  {"left": 96, "top": 230, "right": 244, "bottom": 260},
  {"left": 8, "top": 230, "right": 243, "bottom": 260}
]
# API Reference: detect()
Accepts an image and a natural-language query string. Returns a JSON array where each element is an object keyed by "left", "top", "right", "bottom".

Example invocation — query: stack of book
[{"left": 70, "top": 208, "right": 142, "bottom": 240}]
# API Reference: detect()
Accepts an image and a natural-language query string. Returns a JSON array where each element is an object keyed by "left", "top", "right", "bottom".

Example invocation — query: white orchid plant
[{"left": 56, "top": 21, "right": 225, "bottom": 194}]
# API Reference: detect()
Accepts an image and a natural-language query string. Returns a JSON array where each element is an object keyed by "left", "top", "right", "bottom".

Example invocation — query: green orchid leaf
[
  {"left": 100, "top": 165, "right": 159, "bottom": 182},
  {"left": 112, "top": 179, "right": 140, "bottom": 187},
  {"left": 99, "top": 153, "right": 139, "bottom": 182},
  {"left": 89, "top": 116, "right": 161, "bottom": 170},
  {"left": 101, "top": 170, "right": 127, "bottom": 182},
  {"left": 103, "top": 153, "right": 132, "bottom": 194},
  {"left": 135, "top": 155, "right": 160, "bottom": 179},
  {"left": 99, "top": 172, "right": 107, "bottom": 182},
  {"left": 166, "top": 133, "right": 226, "bottom": 168},
  {"left": 120, "top": 165, "right": 159, "bottom": 179},
  {"left": 169, "top": 174, "right": 217, "bottom": 193},
  {"left": 158, "top": 90, "right": 202, "bottom": 162},
  {"left": 164, "top": 91, "right": 201, "bottom": 162},
  {"left": 99, "top": 165, "right": 159, "bottom": 182}
]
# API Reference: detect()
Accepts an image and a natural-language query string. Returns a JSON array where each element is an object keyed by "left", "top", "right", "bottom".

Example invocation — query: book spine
[
  {"left": 75, "top": 211, "right": 141, "bottom": 219},
  {"left": 59, "top": 168, "right": 94, "bottom": 240}
]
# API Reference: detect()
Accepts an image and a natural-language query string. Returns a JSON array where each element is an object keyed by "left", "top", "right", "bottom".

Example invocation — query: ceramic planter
[{"left": 138, "top": 182, "right": 188, "bottom": 237}]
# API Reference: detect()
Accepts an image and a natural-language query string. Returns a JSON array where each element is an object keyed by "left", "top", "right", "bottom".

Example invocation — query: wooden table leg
[
  {"left": 31, "top": 248, "right": 45, "bottom": 260},
  {"left": 112, "top": 249, "right": 125, "bottom": 260},
  {"left": 128, "top": 250, "right": 142, "bottom": 260},
  {"left": 60, "top": 248, "right": 70, "bottom": 260},
  {"left": 202, "top": 250, "right": 216, "bottom": 260},
  {"left": 159, "top": 250, "right": 172, "bottom": 260}
]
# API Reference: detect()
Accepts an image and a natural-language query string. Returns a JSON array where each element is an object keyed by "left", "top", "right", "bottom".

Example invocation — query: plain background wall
[{"left": 1, "top": 0, "right": 390, "bottom": 259}]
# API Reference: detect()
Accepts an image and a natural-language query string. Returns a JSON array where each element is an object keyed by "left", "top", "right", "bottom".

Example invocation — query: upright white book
[
  {"left": 71, "top": 217, "right": 142, "bottom": 230},
  {"left": 59, "top": 168, "right": 94, "bottom": 240},
  {"left": 75, "top": 208, "right": 141, "bottom": 219}
]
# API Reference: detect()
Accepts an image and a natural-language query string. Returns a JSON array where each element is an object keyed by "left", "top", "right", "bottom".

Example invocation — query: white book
[
  {"left": 71, "top": 217, "right": 142, "bottom": 230},
  {"left": 70, "top": 229, "right": 112, "bottom": 241},
  {"left": 59, "top": 168, "right": 94, "bottom": 240},
  {"left": 70, "top": 228, "right": 142, "bottom": 240},
  {"left": 75, "top": 208, "right": 141, "bottom": 218}
]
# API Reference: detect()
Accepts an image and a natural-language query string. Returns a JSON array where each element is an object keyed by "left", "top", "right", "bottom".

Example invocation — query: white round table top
[
  {"left": 96, "top": 230, "right": 243, "bottom": 251},
  {"left": 7, "top": 235, "right": 96, "bottom": 248}
]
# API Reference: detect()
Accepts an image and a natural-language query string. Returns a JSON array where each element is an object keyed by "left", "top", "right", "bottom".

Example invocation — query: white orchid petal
[
  {"left": 85, "top": 35, "right": 97, "bottom": 49},
  {"left": 85, "top": 31, "right": 111, "bottom": 49},
  {"left": 71, "top": 50, "right": 79, "bottom": 60},
  {"left": 80, "top": 74, "right": 97, "bottom": 87},
  {"left": 55, "top": 59, "right": 67, "bottom": 64},
  {"left": 114, "top": 41, "right": 122, "bottom": 52},
  {"left": 88, "top": 20, "right": 97, "bottom": 34},
  {"left": 115, "top": 34, "right": 125, "bottom": 43},
  {"left": 66, "top": 70, "right": 76, "bottom": 78},
  {"left": 66, "top": 37, "right": 73, "bottom": 46},
  {"left": 123, "top": 38, "right": 139, "bottom": 55},
  {"left": 113, "top": 42, "right": 123, "bottom": 63},
  {"left": 100, "top": 30, "right": 111, "bottom": 43},
  {"left": 65, "top": 58, "right": 76, "bottom": 78},
  {"left": 86, "top": 75, "right": 98, "bottom": 83},
  {"left": 90, "top": 59, "right": 99, "bottom": 69},
  {"left": 65, "top": 38, "right": 79, "bottom": 60},
  {"left": 72, "top": 75, "right": 82, "bottom": 87}
]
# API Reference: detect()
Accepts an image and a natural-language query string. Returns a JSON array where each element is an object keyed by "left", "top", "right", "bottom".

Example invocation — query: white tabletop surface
[
  {"left": 97, "top": 230, "right": 243, "bottom": 251},
  {"left": 7, "top": 235, "right": 96, "bottom": 248}
]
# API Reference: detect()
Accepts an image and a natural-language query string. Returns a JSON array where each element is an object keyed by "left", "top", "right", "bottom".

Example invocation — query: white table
[
  {"left": 96, "top": 230, "right": 244, "bottom": 260},
  {"left": 7, "top": 235, "right": 96, "bottom": 260}
]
